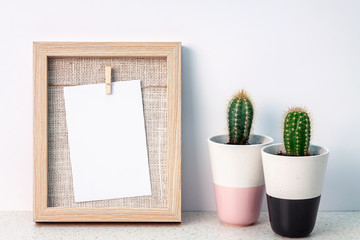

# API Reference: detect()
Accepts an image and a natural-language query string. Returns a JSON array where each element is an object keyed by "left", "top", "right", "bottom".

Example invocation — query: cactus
[
  {"left": 283, "top": 107, "right": 311, "bottom": 156},
  {"left": 227, "top": 90, "right": 254, "bottom": 144}
]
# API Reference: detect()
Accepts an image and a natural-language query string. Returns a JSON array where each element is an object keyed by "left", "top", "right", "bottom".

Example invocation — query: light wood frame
[{"left": 33, "top": 42, "right": 181, "bottom": 222}]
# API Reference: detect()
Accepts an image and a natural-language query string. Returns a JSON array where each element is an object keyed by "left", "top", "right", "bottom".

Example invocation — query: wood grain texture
[{"left": 33, "top": 42, "right": 181, "bottom": 222}]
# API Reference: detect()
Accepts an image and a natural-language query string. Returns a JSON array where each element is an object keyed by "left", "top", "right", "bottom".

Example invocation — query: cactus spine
[
  {"left": 227, "top": 90, "right": 254, "bottom": 145},
  {"left": 283, "top": 107, "right": 311, "bottom": 156}
]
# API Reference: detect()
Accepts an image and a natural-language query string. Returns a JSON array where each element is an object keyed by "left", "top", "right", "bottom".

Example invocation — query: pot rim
[
  {"left": 208, "top": 134, "right": 274, "bottom": 148},
  {"left": 262, "top": 143, "right": 329, "bottom": 159}
]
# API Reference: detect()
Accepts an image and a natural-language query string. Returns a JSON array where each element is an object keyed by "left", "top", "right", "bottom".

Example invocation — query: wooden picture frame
[{"left": 33, "top": 42, "right": 181, "bottom": 222}]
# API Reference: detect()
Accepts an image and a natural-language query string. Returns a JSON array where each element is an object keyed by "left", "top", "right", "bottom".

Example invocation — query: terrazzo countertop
[{"left": 0, "top": 211, "right": 359, "bottom": 239}]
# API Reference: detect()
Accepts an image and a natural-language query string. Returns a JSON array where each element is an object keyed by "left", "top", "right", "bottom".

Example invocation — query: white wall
[{"left": 0, "top": 0, "right": 359, "bottom": 211}]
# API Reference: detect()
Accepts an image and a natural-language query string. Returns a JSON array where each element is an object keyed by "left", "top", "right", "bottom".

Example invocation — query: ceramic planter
[
  {"left": 208, "top": 134, "right": 273, "bottom": 226},
  {"left": 262, "top": 143, "right": 329, "bottom": 238}
]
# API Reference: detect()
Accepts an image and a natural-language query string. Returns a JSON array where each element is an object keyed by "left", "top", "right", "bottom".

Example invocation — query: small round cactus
[
  {"left": 283, "top": 107, "right": 311, "bottom": 156},
  {"left": 227, "top": 90, "right": 254, "bottom": 145}
]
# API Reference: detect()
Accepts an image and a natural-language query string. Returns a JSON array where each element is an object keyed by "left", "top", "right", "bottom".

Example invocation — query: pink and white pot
[{"left": 208, "top": 134, "right": 273, "bottom": 226}]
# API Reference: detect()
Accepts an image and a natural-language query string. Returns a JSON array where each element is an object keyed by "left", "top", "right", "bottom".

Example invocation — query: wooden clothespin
[{"left": 105, "top": 66, "right": 112, "bottom": 94}]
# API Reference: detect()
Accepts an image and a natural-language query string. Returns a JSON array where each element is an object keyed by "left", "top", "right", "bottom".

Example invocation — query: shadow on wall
[
  {"left": 181, "top": 46, "right": 210, "bottom": 211},
  {"left": 259, "top": 104, "right": 282, "bottom": 143},
  {"left": 320, "top": 145, "right": 360, "bottom": 211}
]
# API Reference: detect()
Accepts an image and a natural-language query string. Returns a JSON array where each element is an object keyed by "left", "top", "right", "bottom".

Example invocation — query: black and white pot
[{"left": 261, "top": 143, "right": 329, "bottom": 238}]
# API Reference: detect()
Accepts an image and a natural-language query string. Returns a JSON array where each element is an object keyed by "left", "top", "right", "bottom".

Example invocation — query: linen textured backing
[{"left": 47, "top": 57, "right": 167, "bottom": 208}]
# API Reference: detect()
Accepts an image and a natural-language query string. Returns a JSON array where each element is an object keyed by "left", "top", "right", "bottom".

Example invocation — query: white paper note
[{"left": 64, "top": 80, "right": 151, "bottom": 202}]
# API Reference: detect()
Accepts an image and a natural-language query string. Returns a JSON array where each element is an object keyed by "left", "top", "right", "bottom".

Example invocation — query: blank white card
[{"left": 64, "top": 80, "right": 151, "bottom": 202}]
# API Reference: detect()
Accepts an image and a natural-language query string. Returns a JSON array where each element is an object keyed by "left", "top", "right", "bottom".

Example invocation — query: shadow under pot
[
  {"left": 208, "top": 134, "right": 273, "bottom": 226},
  {"left": 261, "top": 143, "right": 329, "bottom": 238}
]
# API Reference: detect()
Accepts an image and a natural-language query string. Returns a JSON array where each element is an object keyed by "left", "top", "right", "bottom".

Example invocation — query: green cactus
[
  {"left": 283, "top": 107, "right": 311, "bottom": 156},
  {"left": 227, "top": 90, "right": 254, "bottom": 145}
]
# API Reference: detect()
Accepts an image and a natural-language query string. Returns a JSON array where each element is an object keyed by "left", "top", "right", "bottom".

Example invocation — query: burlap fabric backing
[{"left": 47, "top": 57, "right": 167, "bottom": 208}]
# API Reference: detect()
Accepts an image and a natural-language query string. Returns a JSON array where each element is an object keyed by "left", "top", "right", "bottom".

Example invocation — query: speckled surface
[{"left": 0, "top": 212, "right": 359, "bottom": 240}]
